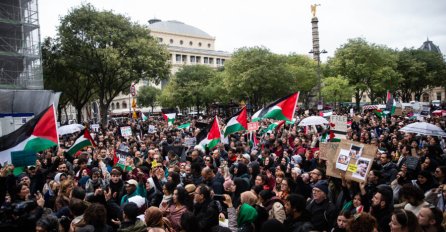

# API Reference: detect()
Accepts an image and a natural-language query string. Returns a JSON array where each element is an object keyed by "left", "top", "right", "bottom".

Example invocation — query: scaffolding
[{"left": 0, "top": 0, "right": 43, "bottom": 89}]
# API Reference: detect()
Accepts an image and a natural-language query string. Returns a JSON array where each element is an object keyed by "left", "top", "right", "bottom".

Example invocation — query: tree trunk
[
  {"left": 57, "top": 105, "right": 62, "bottom": 123},
  {"left": 64, "top": 107, "right": 68, "bottom": 124},
  {"left": 355, "top": 91, "right": 361, "bottom": 110},
  {"left": 151, "top": 106, "right": 154, "bottom": 113},
  {"left": 99, "top": 102, "right": 109, "bottom": 127},
  {"left": 75, "top": 105, "right": 82, "bottom": 123}
]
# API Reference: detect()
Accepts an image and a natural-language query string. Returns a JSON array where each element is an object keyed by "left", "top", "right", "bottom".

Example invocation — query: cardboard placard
[
  {"left": 319, "top": 142, "right": 339, "bottom": 161},
  {"left": 326, "top": 140, "right": 376, "bottom": 183},
  {"left": 394, "top": 108, "right": 403, "bottom": 116}
]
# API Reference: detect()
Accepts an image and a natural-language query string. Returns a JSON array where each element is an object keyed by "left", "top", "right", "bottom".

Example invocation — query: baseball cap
[{"left": 126, "top": 179, "right": 138, "bottom": 186}]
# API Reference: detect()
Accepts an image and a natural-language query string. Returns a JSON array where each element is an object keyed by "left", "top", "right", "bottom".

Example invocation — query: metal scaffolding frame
[{"left": 0, "top": 0, "right": 43, "bottom": 89}]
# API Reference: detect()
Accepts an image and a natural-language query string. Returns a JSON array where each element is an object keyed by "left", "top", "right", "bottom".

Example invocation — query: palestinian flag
[
  {"left": 162, "top": 109, "right": 176, "bottom": 125},
  {"left": 374, "top": 109, "right": 384, "bottom": 119},
  {"left": 114, "top": 149, "right": 132, "bottom": 171},
  {"left": 252, "top": 92, "right": 299, "bottom": 122},
  {"left": 198, "top": 116, "right": 221, "bottom": 150},
  {"left": 385, "top": 93, "right": 396, "bottom": 115},
  {"left": 224, "top": 106, "right": 248, "bottom": 137},
  {"left": 66, "top": 129, "right": 96, "bottom": 156},
  {"left": 0, "top": 105, "right": 58, "bottom": 165},
  {"left": 249, "top": 131, "right": 259, "bottom": 148},
  {"left": 178, "top": 122, "right": 191, "bottom": 129},
  {"left": 141, "top": 112, "right": 148, "bottom": 121}
]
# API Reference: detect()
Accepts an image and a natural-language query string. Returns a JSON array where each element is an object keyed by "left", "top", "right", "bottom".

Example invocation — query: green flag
[{"left": 178, "top": 122, "right": 191, "bottom": 129}]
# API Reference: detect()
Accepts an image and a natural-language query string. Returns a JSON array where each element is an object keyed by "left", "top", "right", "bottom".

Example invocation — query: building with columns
[{"left": 109, "top": 19, "right": 231, "bottom": 116}]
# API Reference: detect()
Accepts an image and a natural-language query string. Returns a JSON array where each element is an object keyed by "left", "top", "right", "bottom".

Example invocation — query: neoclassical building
[{"left": 109, "top": 19, "right": 231, "bottom": 115}]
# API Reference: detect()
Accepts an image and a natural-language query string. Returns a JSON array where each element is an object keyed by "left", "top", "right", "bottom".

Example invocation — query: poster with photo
[
  {"left": 352, "top": 158, "right": 371, "bottom": 180},
  {"left": 349, "top": 144, "right": 363, "bottom": 159},
  {"left": 336, "top": 149, "right": 351, "bottom": 171}
]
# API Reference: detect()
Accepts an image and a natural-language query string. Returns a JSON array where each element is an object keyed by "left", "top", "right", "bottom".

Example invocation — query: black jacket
[{"left": 306, "top": 198, "right": 337, "bottom": 232}]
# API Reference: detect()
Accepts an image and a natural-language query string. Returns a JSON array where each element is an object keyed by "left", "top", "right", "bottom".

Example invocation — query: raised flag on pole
[
  {"left": 224, "top": 106, "right": 248, "bottom": 137},
  {"left": 198, "top": 116, "right": 221, "bottom": 150},
  {"left": 0, "top": 105, "right": 58, "bottom": 165},
  {"left": 252, "top": 92, "right": 299, "bottom": 122},
  {"left": 66, "top": 129, "right": 96, "bottom": 156},
  {"left": 141, "top": 112, "right": 148, "bottom": 121},
  {"left": 162, "top": 109, "right": 176, "bottom": 125}
]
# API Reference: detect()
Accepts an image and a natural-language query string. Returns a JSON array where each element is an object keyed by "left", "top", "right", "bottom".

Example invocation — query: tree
[
  {"left": 137, "top": 85, "right": 161, "bottom": 113},
  {"left": 42, "top": 37, "right": 95, "bottom": 123},
  {"left": 397, "top": 48, "right": 446, "bottom": 102},
  {"left": 328, "top": 38, "right": 400, "bottom": 108},
  {"left": 57, "top": 4, "right": 170, "bottom": 125},
  {"left": 160, "top": 65, "right": 217, "bottom": 113},
  {"left": 285, "top": 54, "right": 318, "bottom": 107},
  {"left": 223, "top": 46, "right": 295, "bottom": 109},
  {"left": 321, "top": 76, "right": 353, "bottom": 109}
]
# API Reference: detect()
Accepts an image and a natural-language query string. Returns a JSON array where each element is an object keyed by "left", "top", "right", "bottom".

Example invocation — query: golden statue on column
[{"left": 311, "top": 4, "right": 321, "bottom": 17}]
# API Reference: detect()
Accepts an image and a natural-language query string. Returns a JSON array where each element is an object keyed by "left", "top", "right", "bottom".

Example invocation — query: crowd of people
[{"left": 1, "top": 109, "right": 446, "bottom": 232}]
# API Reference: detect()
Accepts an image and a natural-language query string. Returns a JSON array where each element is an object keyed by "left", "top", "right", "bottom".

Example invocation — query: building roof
[
  {"left": 419, "top": 38, "right": 442, "bottom": 54},
  {"left": 148, "top": 20, "right": 214, "bottom": 39},
  {"left": 168, "top": 46, "right": 231, "bottom": 57}
]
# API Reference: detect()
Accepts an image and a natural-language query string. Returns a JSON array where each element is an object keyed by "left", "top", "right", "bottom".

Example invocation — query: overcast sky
[{"left": 39, "top": 0, "right": 446, "bottom": 60}]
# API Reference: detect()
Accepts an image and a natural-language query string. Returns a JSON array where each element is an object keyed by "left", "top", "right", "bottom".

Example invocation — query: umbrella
[
  {"left": 298, "top": 116, "right": 329, "bottom": 126},
  {"left": 399, "top": 122, "right": 446, "bottom": 137},
  {"left": 58, "top": 124, "right": 85, "bottom": 135}
]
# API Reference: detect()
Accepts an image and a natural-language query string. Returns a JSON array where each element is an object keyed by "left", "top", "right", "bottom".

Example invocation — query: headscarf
[{"left": 237, "top": 203, "right": 258, "bottom": 226}]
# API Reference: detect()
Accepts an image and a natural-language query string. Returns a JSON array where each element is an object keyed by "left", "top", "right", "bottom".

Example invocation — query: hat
[
  {"left": 313, "top": 181, "right": 329, "bottom": 195},
  {"left": 128, "top": 195, "right": 146, "bottom": 208},
  {"left": 27, "top": 165, "right": 36, "bottom": 170},
  {"left": 242, "top": 153, "right": 251, "bottom": 161},
  {"left": 126, "top": 179, "right": 138, "bottom": 186},
  {"left": 378, "top": 147, "right": 387, "bottom": 154}
]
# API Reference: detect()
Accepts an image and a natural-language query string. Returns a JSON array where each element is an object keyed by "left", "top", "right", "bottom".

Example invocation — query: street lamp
[{"left": 309, "top": 49, "right": 327, "bottom": 108}]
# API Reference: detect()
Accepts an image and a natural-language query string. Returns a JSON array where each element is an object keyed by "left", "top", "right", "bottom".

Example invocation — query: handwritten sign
[
  {"left": 330, "top": 115, "right": 348, "bottom": 132},
  {"left": 120, "top": 126, "right": 132, "bottom": 137},
  {"left": 247, "top": 122, "right": 260, "bottom": 132}
]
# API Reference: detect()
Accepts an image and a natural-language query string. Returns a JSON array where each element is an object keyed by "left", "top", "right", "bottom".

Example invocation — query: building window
[
  {"left": 422, "top": 93, "right": 429, "bottom": 102},
  {"left": 180, "top": 40, "right": 183, "bottom": 45},
  {"left": 437, "top": 92, "right": 442, "bottom": 100},
  {"left": 122, "top": 102, "right": 127, "bottom": 109},
  {"left": 111, "top": 103, "right": 115, "bottom": 110},
  {"left": 198, "top": 42, "right": 202, "bottom": 47},
  {"left": 170, "top": 39, "right": 174, "bottom": 44},
  {"left": 176, "top": 54, "right": 181, "bottom": 63},
  {"left": 209, "top": 57, "right": 214, "bottom": 64},
  {"left": 182, "top": 55, "right": 187, "bottom": 63},
  {"left": 116, "top": 102, "right": 120, "bottom": 109},
  {"left": 189, "top": 41, "right": 193, "bottom": 46},
  {"left": 221, "top": 59, "right": 225, "bottom": 65},
  {"left": 196, "top": 56, "right": 201, "bottom": 63},
  {"left": 158, "top": 37, "right": 163, "bottom": 42},
  {"left": 216, "top": 58, "right": 221, "bottom": 65},
  {"left": 208, "top": 43, "right": 211, "bottom": 48},
  {"left": 204, "top": 57, "right": 209, "bottom": 64},
  {"left": 190, "top": 56, "right": 196, "bottom": 63}
]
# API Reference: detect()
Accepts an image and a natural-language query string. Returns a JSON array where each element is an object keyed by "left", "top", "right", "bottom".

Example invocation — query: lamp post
[{"left": 309, "top": 49, "right": 327, "bottom": 108}]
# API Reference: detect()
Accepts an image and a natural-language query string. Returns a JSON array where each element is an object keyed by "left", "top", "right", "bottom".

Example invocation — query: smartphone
[{"left": 213, "top": 194, "right": 225, "bottom": 201}]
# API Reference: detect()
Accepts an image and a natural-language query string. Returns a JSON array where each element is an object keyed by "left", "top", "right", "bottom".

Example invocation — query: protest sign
[
  {"left": 330, "top": 115, "right": 348, "bottom": 133},
  {"left": 148, "top": 125, "right": 156, "bottom": 134},
  {"left": 120, "top": 126, "right": 132, "bottom": 137},
  {"left": 91, "top": 124, "right": 100, "bottom": 132},
  {"left": 247, "top": 122, "right": 260, "bottom": 132},
  {"left": 319, "top": 142, "right": 339, "bottom": 161},
  {"left": 326, "top": 140, "right": 376, "bottom": 182}
]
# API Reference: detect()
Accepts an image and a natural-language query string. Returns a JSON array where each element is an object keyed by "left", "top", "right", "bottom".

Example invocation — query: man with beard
[
  {"left": 370, "top": 185, "right": 393, "bottom": 232},
  {"left": 284, "top": 194, "right": 313, "bottom": 232}
]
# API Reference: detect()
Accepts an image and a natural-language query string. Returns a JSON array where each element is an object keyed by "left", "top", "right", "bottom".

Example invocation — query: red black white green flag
[
  {"left": 0, "top": 105, "right": 58, "bottom": 165},
  {"left": 252, "top": 92, "right": 299, "bottom": 122},
  {"left": 198, "top": 116, "right": 221, "bottom": 150},
  {"left": 224, "top": 106, "right": 248, "bottom": 137},
  {"left": 66, "top": 129, "right": 96, "bottom": 156}
]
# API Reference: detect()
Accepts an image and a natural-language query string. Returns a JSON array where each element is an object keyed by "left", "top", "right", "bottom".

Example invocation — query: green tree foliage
[
  {"left": 137, "top": 85, "right": 161, "bottom": 112},
  {"left": 321, "top": 76, "right": 353, "bottom": 109},
  {"left": 328, "top": 38, "right": 400, "bottom": 107},
  {"left": 397, "top": 48, "right": 446, "bottom": 102},
  {"left": 55, "top": 4, "right": 170, "bottom": 124},
  {"left": 160, "top": 65, "right": 217, "bottom": 113},
  {"left": 223, "top": 47, "right": 295, "bottom": 109},
  {"left": 285, "top": 54, "right": 318, "bottom": 107},
  {"left": 42, "top": 37, "right": 95, "bottom": 123}
]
